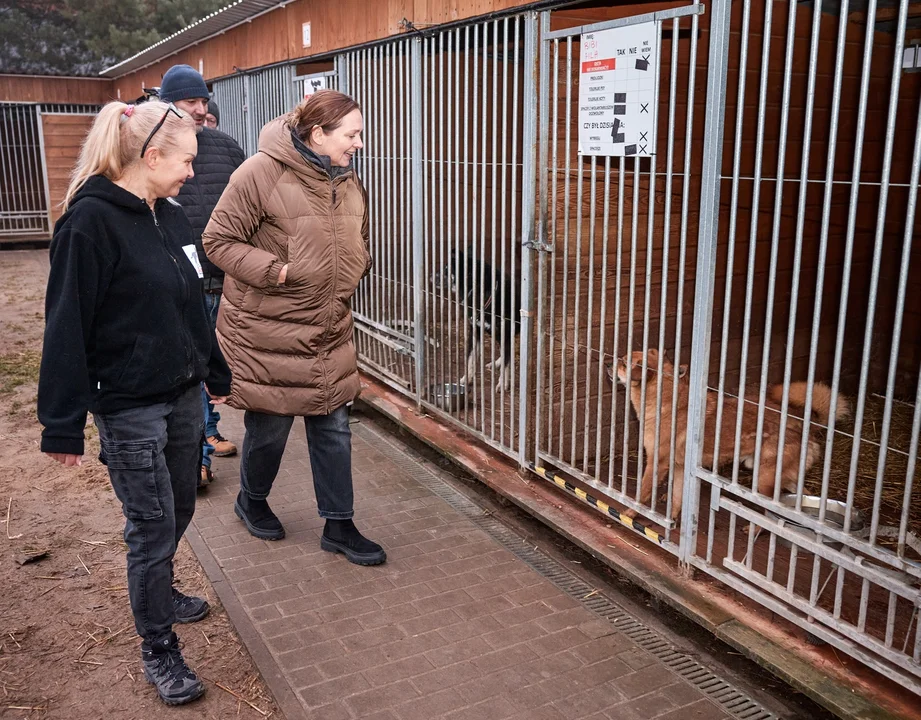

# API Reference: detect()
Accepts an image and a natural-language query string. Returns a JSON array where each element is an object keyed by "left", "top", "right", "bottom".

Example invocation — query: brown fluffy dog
[{"left": 606, "top": 349, "right": 850, "bottom": 521}]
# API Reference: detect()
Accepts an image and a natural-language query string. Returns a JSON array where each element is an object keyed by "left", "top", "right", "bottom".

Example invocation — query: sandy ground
[{"left": 0, "top": 249, "right": 280, "bottom": 719}]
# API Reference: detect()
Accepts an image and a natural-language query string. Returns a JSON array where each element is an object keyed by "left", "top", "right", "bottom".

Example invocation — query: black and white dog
[{"left": 433, "top": 250, "right": 522, "bottom": 393}]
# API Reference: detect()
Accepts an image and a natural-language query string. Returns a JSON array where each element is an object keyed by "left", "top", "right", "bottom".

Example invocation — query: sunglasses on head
[{"left": 140, "top": 103, "right": 184, "bottom": 159}]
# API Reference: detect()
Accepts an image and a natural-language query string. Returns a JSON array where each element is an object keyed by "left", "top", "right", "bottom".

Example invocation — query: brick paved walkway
[{"left": 189, "top": 406, "right": 740, "bottom": 720}]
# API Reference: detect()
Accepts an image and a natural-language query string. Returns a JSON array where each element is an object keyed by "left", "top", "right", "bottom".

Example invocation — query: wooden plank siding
[
  {"left": 0, "top": 75, "right": 114, "bottom": 104},
  {"left": 110, "top": 0, "right": 549, "bottom": 98},
  {"left": 40, "top": 114, "right": 93, "bottom": 226}
]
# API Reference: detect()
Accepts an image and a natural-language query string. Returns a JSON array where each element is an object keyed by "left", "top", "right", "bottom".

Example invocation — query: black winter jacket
[
  {"left": 174, "top": 127, "right": 245, "bottom": 287},
  {"left": 37, "top": 175, "right": 232, "bottom": 456}
]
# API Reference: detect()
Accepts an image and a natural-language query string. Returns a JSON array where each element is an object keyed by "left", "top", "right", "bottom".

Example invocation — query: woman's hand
[
  {"left": 205, "top": 386, "right": 229, "bottom": 405},
  {"left": 46, "top": 453, "right": 83, "bottom": 467},
  {"left": 278, "top": 264, "right": 288, "bottom": 285}
]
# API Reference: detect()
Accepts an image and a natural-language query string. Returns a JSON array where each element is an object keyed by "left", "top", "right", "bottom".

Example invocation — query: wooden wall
[
  {"left": 0, "top": 75, "right": 114, "bottom": 104},
  {"left": 110, "top": 0, "right": 541, "bottom": 98},
  {"left": 41, "top": 114, "right": 94, "bottom": 225}
]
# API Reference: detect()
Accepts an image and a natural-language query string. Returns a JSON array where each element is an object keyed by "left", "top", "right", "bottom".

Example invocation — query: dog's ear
[{"left": 677, "top": 364, "right": 688, "bottom": 378}]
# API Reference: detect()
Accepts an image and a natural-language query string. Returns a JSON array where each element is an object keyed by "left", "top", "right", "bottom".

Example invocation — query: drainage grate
[{"left": 355, "top": 421, "right": 778, "bottom": 720}]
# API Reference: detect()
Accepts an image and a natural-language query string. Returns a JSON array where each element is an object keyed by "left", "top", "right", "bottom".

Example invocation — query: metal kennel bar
[
  {"left": 0, "top": 103, "right": 51, "bottom": 238},
  {"left": 531, "top": 3, "right": 704, "bottom": 548},
  {"left": 245, "top": 65, "right": 298, "bottom": 155},
  {"left": 336, "top": 12, "right": 537, "bottom": 461},
  {"left": 341, "top": 40, "right": 418, "bottom": 396},
  {"left": 211, "top": 64, "right": 299, "bottom": 157},
  {"left": 209, "top": 73, "right": 248, "bottom": 151},
  {"left": 38, "top": 104, "right": 101, "bottom": 115},
  {"left": 685, "top": 0, "right": 921, "bottom": 692}
]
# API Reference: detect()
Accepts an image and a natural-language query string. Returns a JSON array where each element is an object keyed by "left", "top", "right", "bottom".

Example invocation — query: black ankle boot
[
  {"left": 234, "top": 491, "right": 285, "bottom": 540},
  {"left": 141, "top": 632, "right": 205, "bottom": 706},
  {"left": 321, "top": 519, "right": 386, "bottom": 566}
]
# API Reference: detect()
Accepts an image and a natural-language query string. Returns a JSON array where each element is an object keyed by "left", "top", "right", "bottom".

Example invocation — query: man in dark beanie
[
  {"left": 160, "top": 64, "right": 245, "bottom": 487},
  {"left": 205, "top": 100, "right": 220, "bottom": 129}
]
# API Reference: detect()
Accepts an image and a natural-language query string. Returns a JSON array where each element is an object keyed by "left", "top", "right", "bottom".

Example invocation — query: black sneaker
[
  {"left": 141, "top": 632, "right": 205, "bottom": 706},
  {"left": 172, "top": 589, "right": 210, "bottom": 624},
  {"left": 321, "top": 519, "right": 386, "bottom": 566},
  {"left": 234, "top": 491, "right": 285, "bottom": 540}
]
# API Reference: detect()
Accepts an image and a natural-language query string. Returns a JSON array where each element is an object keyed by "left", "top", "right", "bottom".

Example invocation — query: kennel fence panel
[
  {"left": 0, "top": 104, "right": 51, "bottom": 238},
  {"left": 244, "top": 65, "right": 299, "bottom": 157},
  {"left": 209, "top": 73, "right": 248, "bottom": 153},
  {"left": 341, "top": 41, "right": 419, "bottom": 396},
  {"left": 531, "top": 4, "right": 704, "bottom": 549},
  {"left": 414, "top": 14, "right": 537, "bottom": 463},
  {"left": 684, "top": 0, "right": 921, "bottom": 693},
  {"left": 341, "top": 15, "right": 537, "bottom": 461}
]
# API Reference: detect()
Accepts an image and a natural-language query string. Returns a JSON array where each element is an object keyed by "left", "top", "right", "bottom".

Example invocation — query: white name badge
[{"left": 182, "top": 244, "right": 204, "bottom": 279}]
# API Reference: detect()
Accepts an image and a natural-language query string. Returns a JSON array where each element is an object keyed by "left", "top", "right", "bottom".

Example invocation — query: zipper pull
[{"left": 150, "top": 206, "right": 159, "bottom": 227}]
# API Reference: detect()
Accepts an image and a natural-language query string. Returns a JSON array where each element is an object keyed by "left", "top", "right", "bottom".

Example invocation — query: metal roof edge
[{"left": 100, "top": 0, "right": 289, "bottom": 79}]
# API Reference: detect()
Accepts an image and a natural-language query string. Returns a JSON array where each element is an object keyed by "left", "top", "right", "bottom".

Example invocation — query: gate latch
[{"left": 523, "top": 221, "right": 553, "bottom": 254}]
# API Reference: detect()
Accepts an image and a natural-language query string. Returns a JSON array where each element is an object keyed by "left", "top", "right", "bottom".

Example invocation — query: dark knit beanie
[
  {"left": 159, "top": 65, "right": 209, "bottom": 103},
  {"left": 207, "top": 99, "right": 220, "bottom": 125}
]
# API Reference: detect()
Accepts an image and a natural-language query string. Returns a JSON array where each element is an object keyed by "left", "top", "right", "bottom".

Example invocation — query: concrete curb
[{"left": 185, "top": 521, "right": 306, "bottom": 720}]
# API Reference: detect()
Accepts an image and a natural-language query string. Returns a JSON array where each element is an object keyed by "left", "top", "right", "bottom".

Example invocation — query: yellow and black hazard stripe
[{"left": 529, "top": 463, "right": 666, "bottom": 547}]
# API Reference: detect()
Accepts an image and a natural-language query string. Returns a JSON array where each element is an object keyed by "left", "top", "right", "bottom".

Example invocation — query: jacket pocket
[
  {"left": 114, "top": 336, "right": 157, "bottom": 394},
  {"left": 99, "top": 440, "right": 163, "bottom": 521}
]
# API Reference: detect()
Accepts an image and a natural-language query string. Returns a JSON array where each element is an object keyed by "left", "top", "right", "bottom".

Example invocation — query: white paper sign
[
  {"left": 303, "top": 75, "right": 327, "bottom": 98},
  {"left": 182, "top": 244, "right": 204, "bottom": 279},
  {"left": 578, "top": 21, "right": 660, "bottom": 157}
]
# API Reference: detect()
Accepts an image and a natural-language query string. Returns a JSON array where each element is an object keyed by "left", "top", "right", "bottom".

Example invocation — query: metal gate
[
  {"left": 340, "top": 40, "right": 420, "bottom": 397},
  {"left": 210, "top": 66, "right": 301, "bottom": 156},
  {"left": 0, "top": 104, "right": 51, "bottom": 238},
  {"left": 340, "top": 14, "right": 538, "bottom": 461},
  {"left": 681, "top": 0, "right": 921, "bottom": 694},
  {"left": 244, "top": 65, "right": 299, "bottom": 155},
  {"left": 209, "top": 73, "right": 247, "bottom": 151},
  {"left": 533, "top": 4, "right": 704, "bottom": 547}
]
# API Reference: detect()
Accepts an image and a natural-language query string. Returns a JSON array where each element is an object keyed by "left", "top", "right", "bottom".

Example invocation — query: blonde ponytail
[{"left": 63, "top": 101, "right": 196, "bottom": 210}]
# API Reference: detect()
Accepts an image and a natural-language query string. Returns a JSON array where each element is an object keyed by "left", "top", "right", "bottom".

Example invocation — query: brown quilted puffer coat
[{"left": 202, "top": 116, "right": 370, "bottom": 416}]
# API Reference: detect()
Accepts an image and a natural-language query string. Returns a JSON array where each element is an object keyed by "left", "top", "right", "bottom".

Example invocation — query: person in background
[
  {"left": 202, "top": 90, "right": 385, "bottom": 566},
  {"left": 38, "top": 100, "right": 231, "bottom": 705},
  {"left": 205, "top": 100, "right": 219, "bottom": 130},
  {"left": 157, "top": 64, "right": 245, "bottom": 488}
]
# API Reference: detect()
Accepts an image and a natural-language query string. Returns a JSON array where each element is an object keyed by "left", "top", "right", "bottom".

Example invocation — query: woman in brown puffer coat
[{"left": 202, "top": 90, "right": 384, "bottom": 565}]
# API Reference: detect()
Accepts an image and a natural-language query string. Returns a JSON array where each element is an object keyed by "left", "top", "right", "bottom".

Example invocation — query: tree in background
[{"left": 0, "top": 0, "right": 227, "bottom": 76}]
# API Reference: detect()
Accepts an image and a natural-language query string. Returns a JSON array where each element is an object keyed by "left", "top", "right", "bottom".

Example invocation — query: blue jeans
[
  {"left": 201, "top": 292, "right": 222, "bottom": 469},
  {"left": 239, "top": 404, "right": 354, "bottom": 519},
  {"left": 94, "top": 385, "right": 203, "bottom": 644}
]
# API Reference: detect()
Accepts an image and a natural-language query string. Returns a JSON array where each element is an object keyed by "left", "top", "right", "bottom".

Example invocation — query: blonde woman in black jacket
[{"left": 37, "top": 100, "right": 230, "bottom": 706}]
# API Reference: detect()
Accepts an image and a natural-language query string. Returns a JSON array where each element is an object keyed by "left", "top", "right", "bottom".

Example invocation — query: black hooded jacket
[
  {"left": 37, "top": 175, "right": 232, "bottom": 456},
  {"left": 174, "top": 127, "right": 245, "bottom": 288}
]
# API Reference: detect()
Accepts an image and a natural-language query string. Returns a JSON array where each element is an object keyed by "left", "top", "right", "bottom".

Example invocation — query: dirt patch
[{"left": 0, "top": 250, "right": 279, "bottom": 719}]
